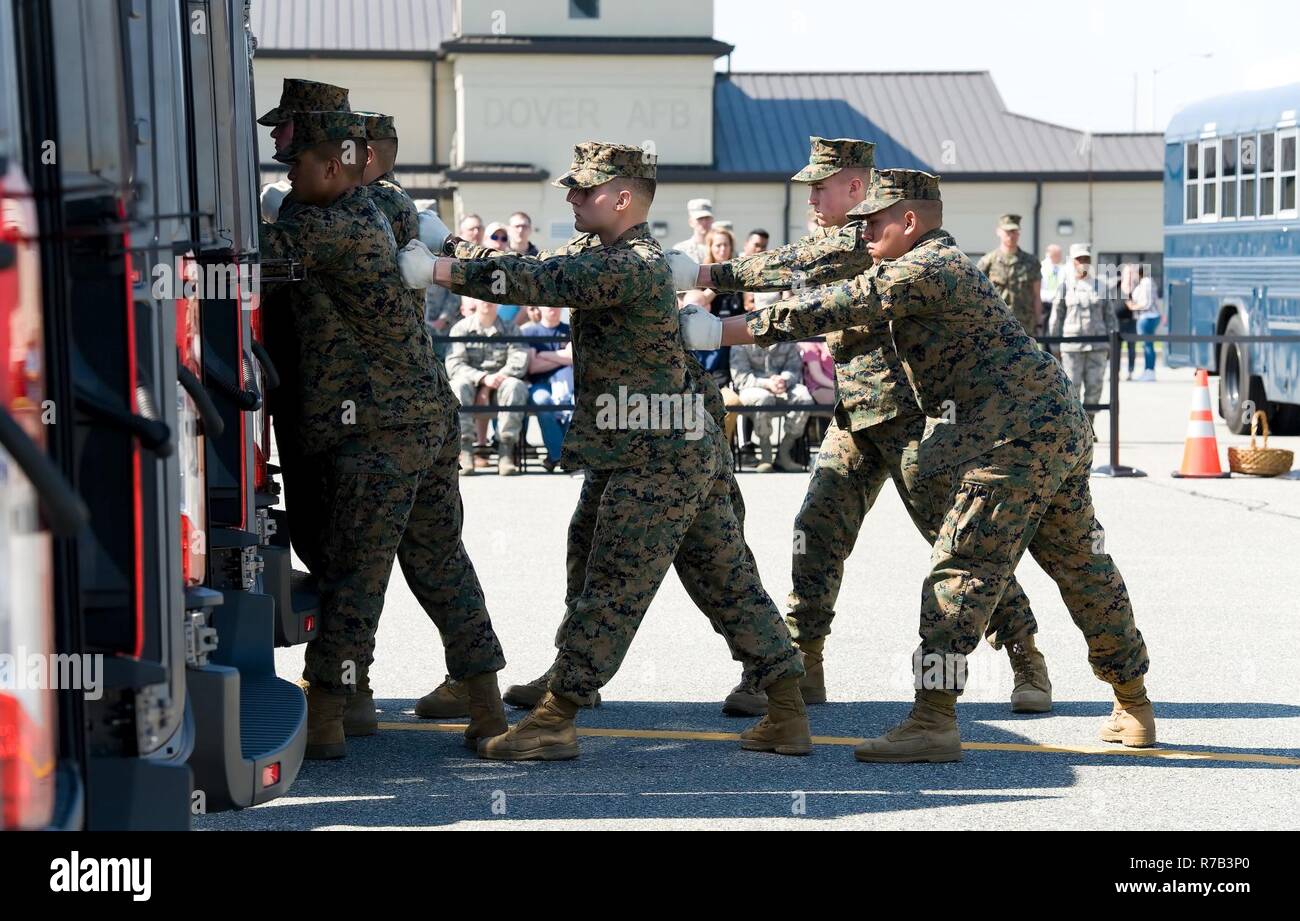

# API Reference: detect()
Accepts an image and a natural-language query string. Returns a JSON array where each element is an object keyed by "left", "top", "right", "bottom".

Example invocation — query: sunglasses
[{"left": 491, "top": 233, "right": 509, "bottom": 241}]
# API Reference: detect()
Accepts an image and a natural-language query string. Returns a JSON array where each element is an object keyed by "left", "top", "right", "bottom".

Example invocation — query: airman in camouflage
[
  {"left": 977, "top": 214, "right": 1043, "bottom": 336},
  {"left": 404, "top": 141, "right": 810, "bottom": 761},
  {"left": 699, "top": 137, "right": 1051, "bottom": 716},
  {"left": 719, "top": 169, "right": 1154, "bottom": 762},
  {"left": 1049, "top": 242, "right": 1118, "bottom": 426},
  {"left": 260, "top": 111, "right": 507, "bottom": 760}
]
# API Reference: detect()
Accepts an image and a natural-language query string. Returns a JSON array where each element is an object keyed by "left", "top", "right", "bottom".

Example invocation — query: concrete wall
[
  {"left": 450, "top": 53, "right": 714, "bottom": 170},
  {"left": 253, "top": 57, "right": 434, "bottom": 164},
  {"left": 455, "top": 0, "right": 713, "bottom": 38}
]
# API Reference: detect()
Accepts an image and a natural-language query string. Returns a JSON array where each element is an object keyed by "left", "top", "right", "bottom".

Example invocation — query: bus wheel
[{"left": 1217, "top": 315, "right": 1266, "bottom": 435}]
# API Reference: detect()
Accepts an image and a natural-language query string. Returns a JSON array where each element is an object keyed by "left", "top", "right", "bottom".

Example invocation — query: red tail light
[
  {"left": 176, "top": 254, "right": 207, "bottom": 586},
  {"left": 0, "top": 160, "right": 57, "bottom": 829},
  {"left": 244, "top": 268, "right": 270, "bottom": 494}
]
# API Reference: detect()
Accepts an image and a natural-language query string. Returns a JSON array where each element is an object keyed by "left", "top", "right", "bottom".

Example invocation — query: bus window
[
  {"left": 1202, "top": 142, "right": 1219, "bottom": 218},
  {"left": 1185, "top": 142, "right": 1199, "bottom": 221},
  {"left": 1241, "top": 134, "right": 1258, "bottom": 218},
  {"left": 1260, "top": 131, "right": 1276, "bottom": 216},
  {"left": 1221, "top": 138, "right": 1237, "bottom": 218},
  {"left": 1281, "top": 131, "right": 1297, "bottom": 215}
]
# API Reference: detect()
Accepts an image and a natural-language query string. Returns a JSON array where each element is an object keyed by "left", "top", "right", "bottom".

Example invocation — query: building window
[
  {"left": 1201, "top": 141, "right": 1218, "bottom": 219},
  {"left": 569, "top": 0, "right": 599, "bottom": 18},
  {"left": 1240, "top": 134, "right": 1258, "bottom": 218},
  {"left": 1260, "top": 131, "right": 1276, "bottom": 217},
  {"left": 1280, "top": 129, "right": 1298, "bottom": 216}
]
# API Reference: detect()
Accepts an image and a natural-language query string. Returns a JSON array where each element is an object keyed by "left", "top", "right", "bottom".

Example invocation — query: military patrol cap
[
  {"left": 791, "top": 136, "right": 876, "bottom": 183},
  {"left": 999, "top": 213, "right": 1023, "bottom": 231},
  {"left": 273, "top": 111, "right": 368, "bottom": 164},
  {"left": 687, "top": 198, "right": 714, "bottom": 218},
  {"left": 359, "top": 112, "right": 398, "bottom": 142},
  {"left": 1069, "top": 242, "right": 1092, "bottom": 261},
  {"left": 257, "top": 78, "right": 351, "bottom": 127},
  {"left": 847, "top": 169, "right": 942, "bottom": 217},
  {"left": 552, "top": 141, "right": 657, "bottom": 189}
]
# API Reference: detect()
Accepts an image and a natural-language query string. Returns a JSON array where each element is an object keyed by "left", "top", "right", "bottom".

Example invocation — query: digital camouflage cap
[
  {"left": 273, "top": 111, "right": 368, "bottom": 165},
  {"left": 257, "top": 78, "right": 351, "bottom": 127},
  {"left": 847, "top": 169, "right": 942, "bottom": 217},
  {"left": 999, "top": 213, "right": 1023, "bottom": 231},
  {"left": 359, "top": 112, "right": 398, "bottom": 142},
  {"left": 552, "top": 141, "right": 657, "bottom": 189},
  {"left": 791, "top": 136, "right": 876, "bottom": 183}
]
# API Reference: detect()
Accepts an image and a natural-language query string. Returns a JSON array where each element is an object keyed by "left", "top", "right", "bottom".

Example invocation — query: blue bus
[{"left": 1164, "top": 83, "right": 1300, "bottom": 434}]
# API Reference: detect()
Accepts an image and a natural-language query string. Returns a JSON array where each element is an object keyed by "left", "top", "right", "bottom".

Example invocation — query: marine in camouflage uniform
[
  {"left": 257, "top": 79, "right": 352, "bottom": 575},
  {"left": 260, "top": 112, "right": 507, "bottom": 758},
  {"left": 977, "top": 214, "right": 1043, "bottom": 336},
  {"left": 420, "top": 142, "right": 808, "bottom": 760},
  {"left": 1049, "top": 243, "right": 1117, "bottom": 427},
  {"left": 738, "top": 170, "right": 1154, "bottom": 761},
  {"left": 705, "top": 137, "right": 1048, "bottom": 714}
]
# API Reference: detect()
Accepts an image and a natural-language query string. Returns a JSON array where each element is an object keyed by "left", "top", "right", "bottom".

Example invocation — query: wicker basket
[{"left": 1228, "top": 411, "right": 1294, "bottom": 477}]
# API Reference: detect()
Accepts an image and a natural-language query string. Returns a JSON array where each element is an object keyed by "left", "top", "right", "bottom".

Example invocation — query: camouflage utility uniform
[
  {"left": 260, "top": 114, "right": 504, "bottom": 693},
  {"left": 978, "top": 244, "right": 1041, "bottom": 335},
  {"left": 747, "top": 188, "right": 1148, "bottom": 689},
  {"left": 442, "top": 162, "right": 802, "bottom": 702}
]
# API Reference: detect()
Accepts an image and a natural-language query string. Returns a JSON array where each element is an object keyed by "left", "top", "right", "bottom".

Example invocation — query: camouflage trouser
[
  {"left": 921, "top": 433, "right": 1149, "bottom": 689},
  {"left": 450, "top": 375, "right": 528, "bottom": 443},
  {"left": 1061, "top": 350, "right": 1108, "bottom": 423},
  {"left": 549, "top": 435, "right": 802, "bottom": 703},
  {"left": 788, "top": 412, "right": 1039, "bottom": 649},
  {"left": 303, "top": 405, "right": 506, "bottom": 692}
]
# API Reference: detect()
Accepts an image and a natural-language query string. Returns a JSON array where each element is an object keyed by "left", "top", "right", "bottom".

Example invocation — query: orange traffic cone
[{"left": 1172, "top": 369, "right": 1230, "bottom": 478}]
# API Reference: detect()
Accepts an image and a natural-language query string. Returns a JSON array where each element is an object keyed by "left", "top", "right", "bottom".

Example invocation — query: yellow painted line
[{"left": 375, "top": 722, "right": 1300, "bottom": 767}]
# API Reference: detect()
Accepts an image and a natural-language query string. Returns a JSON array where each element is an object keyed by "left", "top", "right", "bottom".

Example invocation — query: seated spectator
[
  {"left": 798, "top": 340, "right": 837, "bottom": 406},
  {"left": 446, "top": 298, "right": 530, "bottom": 477},
  {"left": 424, "top": 284, "right": 462, "bottom": 363},
  {"left": 693, "top": 227, "right": 746, "bottom": 389},
  {"left": 518, "top": 306, "right": 573, "bottom": 472},
  {"left": 730, "top": 340, "right": 812, "bottom": 473}
]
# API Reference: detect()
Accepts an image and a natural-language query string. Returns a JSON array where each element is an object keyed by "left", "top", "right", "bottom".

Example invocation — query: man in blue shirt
[{"left": 518, "top": 305, "right": 573, "bottom": 471}]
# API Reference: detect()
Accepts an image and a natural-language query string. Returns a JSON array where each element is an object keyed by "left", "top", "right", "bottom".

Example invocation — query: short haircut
[
  {"left": 509, "top": 211, "right": 532, "bottom": 225},
  {"left": 310, "top": 139, "right": 366, "bottom": 180},
  {"left": 620, "top": 177, "right": 657, "bottom": 204},
  {"left": 460, "top": 213, "right": 483, "bottom": 227},
  {"left": 901, "top": 198, "right": 943, "bottom": 225},
  {"left": 748, "top": 228, "right": 770, "bottom": 240},
  {"left": 369, "top": 137, "right": 398, "bottom": 166}
]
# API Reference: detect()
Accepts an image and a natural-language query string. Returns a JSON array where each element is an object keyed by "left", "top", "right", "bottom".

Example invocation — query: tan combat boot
[
  {"left": 498, "top": 439, "right": 520, "bottom": 476},
  {"left": 775, "top": 431, "right": 802, "bottom": 472},
  {"left": 415, "top": 675, "right": 470, "bottom": 719},
  {"left": 478, "top": 691, "right": 580, "bottom": 761},
  {"left": 1007, "top": 635, "right": 1053, "bottom": 714},
  {"left": 503, "top": 669, "right": 600, "bottom": 710},
  {"left": 854, "top": 690, "right": 962, "bottom": 763},
  {"left": 1100, "top": 677, "right": 1157, "bottom": 747},
  {"left": 798, "top": 636, "right": 827, "bottom": 704},
  {"left": 722, "top": 680, "right": 767, "bottom": 716},
  {"left": 755, "top": 440, "right": 775, "bottom": 474},
  {"left": 740, "top": 676, "right": 813, "bottom": 756},
  {"left": 305, "top": 686, "right": 348, "bottom": 760},
  {"left": 344, "top": 663, "right": 378, "bottom": 736},
  {"left": 462, "top": 671, "right": 509, "bottom": 750}
]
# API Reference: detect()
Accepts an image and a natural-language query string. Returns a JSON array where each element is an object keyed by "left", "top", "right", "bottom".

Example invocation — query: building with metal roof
[{"left": 252, "top": 0, "right": 1165, "bottom": 266}]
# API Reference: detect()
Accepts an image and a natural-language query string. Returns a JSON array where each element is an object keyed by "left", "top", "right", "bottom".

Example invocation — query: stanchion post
[{"left": 1093, "top": 329, "right": 1147, "bottom": 478}]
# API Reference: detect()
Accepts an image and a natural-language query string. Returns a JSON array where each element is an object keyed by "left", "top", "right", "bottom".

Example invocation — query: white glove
[
  {"left": 678, "top": 305, "right": 722, "bottom": 351},
  {"left": 666, "top": 250, "right": 701, "bottom": 291},
  {"left": 398, "top": 239, "right": 438, "bottom": 289},
  {"left": 259, "top": 180, "right": 292, "bottom": 223},
  {"left": 417, "top": 208, "right": 451, "bottom": 253}
]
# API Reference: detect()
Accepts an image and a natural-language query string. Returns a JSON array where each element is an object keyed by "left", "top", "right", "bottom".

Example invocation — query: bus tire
[{"left": 1218, "top": 315, "right": 1266, "bottom": 435}]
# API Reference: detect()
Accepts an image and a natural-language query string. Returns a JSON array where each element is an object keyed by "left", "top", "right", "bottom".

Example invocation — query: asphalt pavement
[{"left": 197, "top": 368, "right": 1300, "bottom": 830}]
